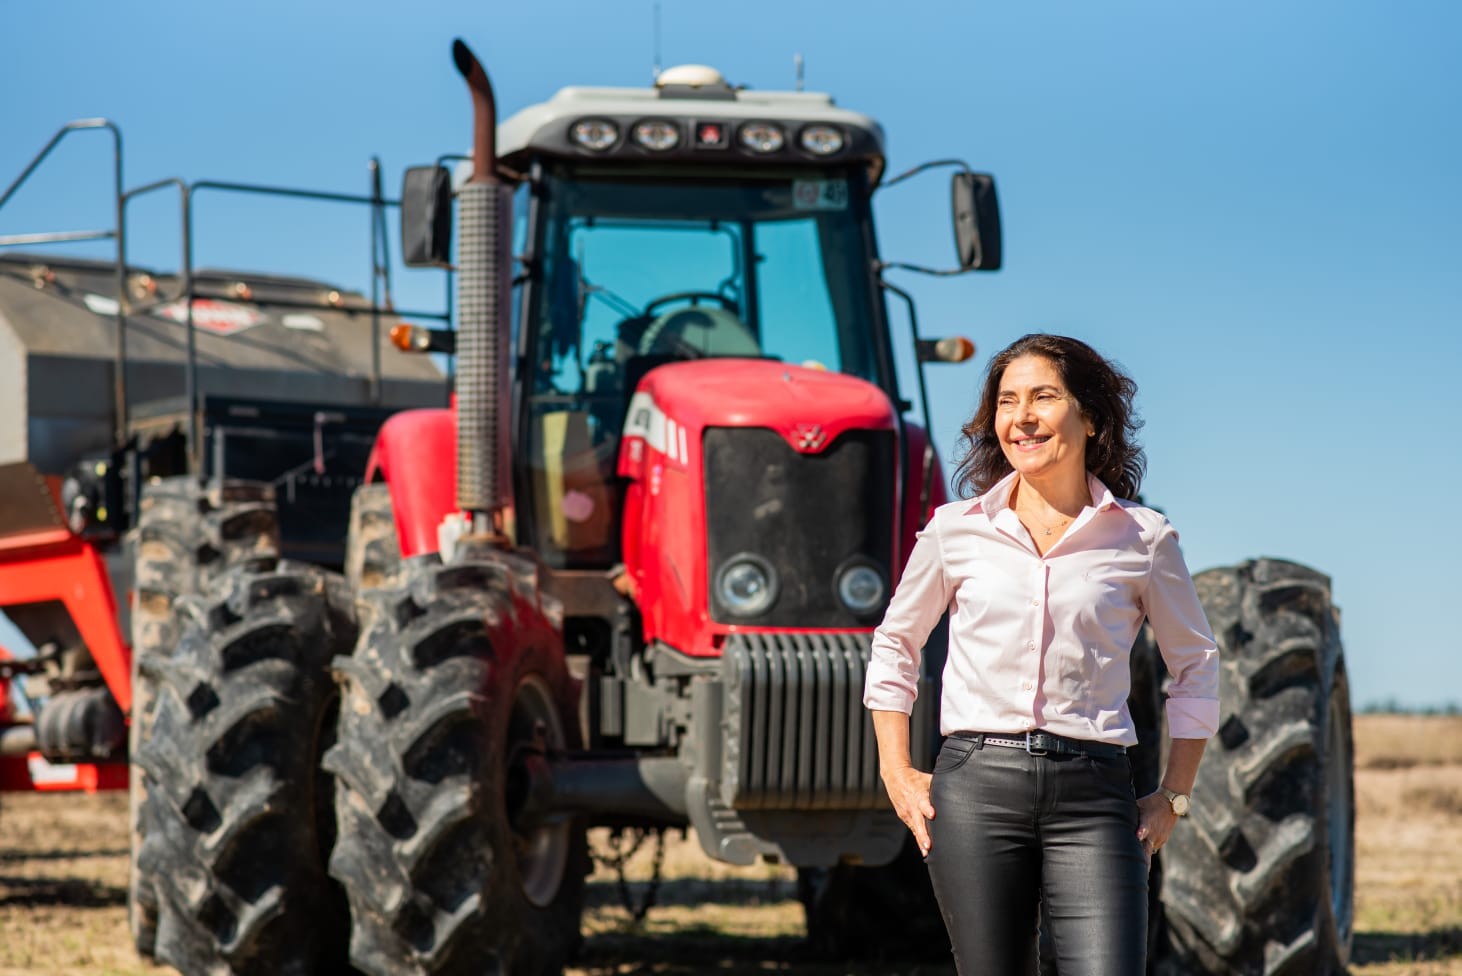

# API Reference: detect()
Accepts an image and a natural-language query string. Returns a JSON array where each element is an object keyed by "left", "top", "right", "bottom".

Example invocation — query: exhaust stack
[{"left": 451, "top": 39, "right": 513, "bottom": 533}]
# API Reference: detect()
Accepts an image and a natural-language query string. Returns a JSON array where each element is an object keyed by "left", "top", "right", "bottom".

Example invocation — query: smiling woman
[
  {"left": 955, "top": 333, "right": 1145, "bottom": 505},
  {"left": 864, "top": 333, "right": 1220, "bottom": 976}
]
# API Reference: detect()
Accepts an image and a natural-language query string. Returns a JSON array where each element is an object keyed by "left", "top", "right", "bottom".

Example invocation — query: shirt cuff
[
  {"left": 862, "top": 688, "right": 915, "bottom": 716},
  {"left": 1166, "top": 697, "right": 1219, "bottom": 739}
]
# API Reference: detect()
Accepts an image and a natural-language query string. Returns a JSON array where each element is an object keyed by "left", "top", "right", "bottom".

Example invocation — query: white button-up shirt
[{"left": 863, "top": 471, "right": 1220, "bottom": 746}]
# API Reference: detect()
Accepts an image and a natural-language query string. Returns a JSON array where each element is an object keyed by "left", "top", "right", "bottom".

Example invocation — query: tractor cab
[{"left": 403, "top": 65, "right": 996, "bottom": 571}]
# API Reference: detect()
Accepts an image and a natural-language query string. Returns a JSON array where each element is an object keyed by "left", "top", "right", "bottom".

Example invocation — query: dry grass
[
  {"left": 0, "top": 714, "right": 1457, "bottom": 974},
  {"left": 1355, "top": 714, "right": 1462, "bottom": 770}
]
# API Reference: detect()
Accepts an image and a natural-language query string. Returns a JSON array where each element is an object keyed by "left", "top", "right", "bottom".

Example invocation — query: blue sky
[{"left": 2, "top": 1, "right": 1459, "bottom": 709}]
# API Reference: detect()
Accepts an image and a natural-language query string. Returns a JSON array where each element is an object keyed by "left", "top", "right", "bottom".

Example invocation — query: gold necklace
[
  {"left": 1031, "top": 513, "right": 1072, "bottom": 536},
  {"left": 1017, "top": 499, "right": 1074, "bottom": 536},
  {"left": 1012, "top": 484, "right": 1079, "bottom": 536}
]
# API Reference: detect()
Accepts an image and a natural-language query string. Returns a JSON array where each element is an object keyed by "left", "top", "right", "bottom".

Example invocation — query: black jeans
[{"left": 925, "top": 737, "right": 1148, "bottom": 976}]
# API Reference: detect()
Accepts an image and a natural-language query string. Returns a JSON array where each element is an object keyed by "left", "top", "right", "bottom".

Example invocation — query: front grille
[
  {"left": 703, "top": 427, "right": 895, "bottom": 628},
  {"left": 720, "top": 631, "right": 936, "bottom": 811}
]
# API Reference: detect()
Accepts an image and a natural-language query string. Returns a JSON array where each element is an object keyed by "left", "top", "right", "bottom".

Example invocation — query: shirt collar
[{"left": 965, "top": 470, "right": 1121, "bottom": 517}]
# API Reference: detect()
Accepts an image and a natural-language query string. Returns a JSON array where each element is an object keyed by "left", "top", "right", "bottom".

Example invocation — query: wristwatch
[{"left": 1160, "top": 788, "right": 1191, "bottom": 817}]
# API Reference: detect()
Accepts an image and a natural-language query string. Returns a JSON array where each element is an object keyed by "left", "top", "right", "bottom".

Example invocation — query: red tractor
[{"left": 2, "top": 41, "right": 1354, "bottom": 976}]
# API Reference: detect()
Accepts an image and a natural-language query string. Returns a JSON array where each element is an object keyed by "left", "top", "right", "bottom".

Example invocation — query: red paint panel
[
  {"left": 0, "top": 533, "right": 132, "bottom": 714},
  {"left": 365, "top": 407, "right": 458, "bottom": 558},
  {"left": 900, "top": 420, "right": 949, "bottom": 571},
  {"left": 0, "top": 754, "right": 127, "bottom": 793}
]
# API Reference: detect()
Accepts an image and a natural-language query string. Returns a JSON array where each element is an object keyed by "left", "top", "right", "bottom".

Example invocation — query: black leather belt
[{"left": 951, "top": 729, "right": 1126, "bottom": 759}]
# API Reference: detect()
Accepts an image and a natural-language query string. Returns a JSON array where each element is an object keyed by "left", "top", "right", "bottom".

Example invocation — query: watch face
[{"left": 1171, "top": 793, "right": 1191, "bottom": 816}]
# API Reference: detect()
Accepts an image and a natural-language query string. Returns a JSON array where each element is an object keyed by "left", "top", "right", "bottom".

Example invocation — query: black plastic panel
[
  {"left": 704, "top": 427, "right": 895, "bottom": 627},
  {"left": 201, "top": 396, "right": 394, "bottom": 568}
]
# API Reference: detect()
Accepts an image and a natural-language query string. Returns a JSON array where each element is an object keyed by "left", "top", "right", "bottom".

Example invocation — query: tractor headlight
[
  {"left": 715, "top": 554, "right": 779, "bottom": 617},
  {"left": 799, "top": 124, "right": 845, "bottom": 156},
  {"left": 633, "top": 119, "right": 681, "bottom": 151},
  {"left": 835, "top": 561, "right": 886, "bottom": 615},
  {"left": 738, "top": 122, "right": 785, "bottom": 153},
  {"left": 571, "top": 118, "right": 619, "bottom": 151}
]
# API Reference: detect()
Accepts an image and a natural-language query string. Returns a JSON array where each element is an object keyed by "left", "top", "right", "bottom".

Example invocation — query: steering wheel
[
  {"left": 637, "top": 300, "right": 761, "bottom": 359},
  {"left": 642, "top": 291, "right": 739, "bottom": 318}
]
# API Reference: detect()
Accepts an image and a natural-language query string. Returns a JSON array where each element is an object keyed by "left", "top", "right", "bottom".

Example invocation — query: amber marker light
[
  {"left": 390, "top": 323, "right": 430, "bottom": 352},
  {"left": 935, "top": 336, "right": 976, "bottom": 363}
]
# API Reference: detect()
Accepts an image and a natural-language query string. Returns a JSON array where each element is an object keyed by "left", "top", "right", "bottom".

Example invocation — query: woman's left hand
[{"left": 1135, "top": 791, "right": 1179, "bottom": 867}]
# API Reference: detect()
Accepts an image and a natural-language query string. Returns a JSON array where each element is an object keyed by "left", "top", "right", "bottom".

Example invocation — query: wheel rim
[{"left": 508, "top": 675, "right": 571, "bottom": 908}]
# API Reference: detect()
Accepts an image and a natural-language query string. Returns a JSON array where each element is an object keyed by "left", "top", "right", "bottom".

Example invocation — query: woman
[{"left": 864, "top": 334, "right": 1220, "bottom": 976}]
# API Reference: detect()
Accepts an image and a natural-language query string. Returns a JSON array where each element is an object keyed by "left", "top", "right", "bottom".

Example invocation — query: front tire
[
  {"left": 1159, "top": 559, "right": 1353, "bottom": 975},
  {"left": 326, "top": 552, "right": 586, "bottom": 975},
  {"left": 134, "top": 565, "right": 354, "bottom": 975},
  {"left": 127, "top": 478, "right": 279, "bottom": 958}
]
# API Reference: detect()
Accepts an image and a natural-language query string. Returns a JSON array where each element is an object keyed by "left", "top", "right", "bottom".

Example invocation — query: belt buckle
[{"left": 1025, "top": 731, "right": 1048, "bottom": 757}]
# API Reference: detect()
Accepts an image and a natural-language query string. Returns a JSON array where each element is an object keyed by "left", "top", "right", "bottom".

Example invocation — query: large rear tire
[
  {"left": 134, "top": 564, "right": 355, "bottom": 975},
  {"left": 127, "top": 478, "right": 279, "bottom": 958},
  {"left": 326, "top": 552, "right": 587, "bottom": 976},
  {"left": 1158, "top": 559, "right": 1353, "bottom": 976}
]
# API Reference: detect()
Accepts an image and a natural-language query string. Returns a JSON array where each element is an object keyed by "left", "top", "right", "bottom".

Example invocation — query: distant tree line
[{"left": 1358, "top": 699, "right": 1462, "bottom": 715}]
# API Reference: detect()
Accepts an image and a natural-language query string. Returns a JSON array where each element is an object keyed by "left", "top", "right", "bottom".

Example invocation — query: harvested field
[{"left": 0, "top": 714, "right": 1458, "bottom": 974}]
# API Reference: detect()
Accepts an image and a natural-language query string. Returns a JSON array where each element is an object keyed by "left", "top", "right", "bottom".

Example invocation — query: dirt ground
[{"left": 0, "top": 715, "right": 1458, "bottom": 975}]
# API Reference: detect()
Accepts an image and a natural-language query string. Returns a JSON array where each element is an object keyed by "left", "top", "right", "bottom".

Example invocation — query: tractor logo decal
[
  {"left": 793, "top": 423, "right": 828, "bottom": 452},
  {"left": 622, "top": 391, "right": 689, "bottom": 466},
  {"left": 155, "top": 298, "right": 264, "bottom": 336}
]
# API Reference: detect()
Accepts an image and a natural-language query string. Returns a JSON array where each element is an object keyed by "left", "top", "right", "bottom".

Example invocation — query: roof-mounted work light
[
  {"left": 799, "top": 124, "right": 844, "bottom": 156},
  {"left": 738, "top": 122, "right": 785, "bottom": 153},
  {"left": 571, "top": 118, "right": 619, "bottom": 151}
]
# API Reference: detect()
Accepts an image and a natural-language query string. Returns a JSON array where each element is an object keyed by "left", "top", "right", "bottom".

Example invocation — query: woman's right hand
[{"left": 881, "top": 764, "right": 935, "bottom": 856}]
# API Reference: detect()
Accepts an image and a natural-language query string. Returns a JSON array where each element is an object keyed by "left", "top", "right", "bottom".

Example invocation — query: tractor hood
[
  {"left": 619, "top": 358, "right": 897, "bottom": 474},
  {"left": 616, "top": 358, "right": 901, "bottom": 657}
]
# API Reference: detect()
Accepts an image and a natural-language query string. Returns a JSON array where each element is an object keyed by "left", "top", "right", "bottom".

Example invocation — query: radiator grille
[{"left": 720, "top": 631, "right": 935, "bottom": 811}]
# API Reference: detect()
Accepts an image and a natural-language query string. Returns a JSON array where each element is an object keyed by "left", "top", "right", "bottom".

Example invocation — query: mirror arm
[
  {"left": 876, "top": 259, "right": 972, "bottom": 278},
  {"left": 879, "top": 157, "right": 972, "bottom": 192}
]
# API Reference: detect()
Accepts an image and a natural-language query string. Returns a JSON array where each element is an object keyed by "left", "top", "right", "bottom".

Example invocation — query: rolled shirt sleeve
[
  {"left": 863, "top": 517, "right": 954, "bottom": 715},
  {"left": 1144, "top": 519, "right": 1221, "bottom": 739}
]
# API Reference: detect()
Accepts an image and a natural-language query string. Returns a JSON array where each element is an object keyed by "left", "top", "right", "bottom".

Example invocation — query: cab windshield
[{"left": 519, "top": 169, "right": 883, "bottom": 567}]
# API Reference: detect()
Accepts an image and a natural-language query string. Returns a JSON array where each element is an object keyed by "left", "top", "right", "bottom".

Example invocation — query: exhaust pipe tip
[
  {"left": 452, "top": 38, "right": 497, "bottom": 184},
  {"left": 451, "top": 38, "right": 477, "bottom": 81}
]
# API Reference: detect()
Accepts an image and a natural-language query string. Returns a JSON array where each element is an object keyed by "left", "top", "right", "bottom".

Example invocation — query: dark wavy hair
[{"left": 952, "top": 334, "right": 1146, "bottom": 501}]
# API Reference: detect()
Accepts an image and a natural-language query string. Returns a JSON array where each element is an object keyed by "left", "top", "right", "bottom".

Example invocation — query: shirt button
[
  {"left": 1026, "top": 640, "right": 1036, "bottom": 650},
  {"left": 1022, "top": 680, "right": 1034, "bottom": 691},
  {"left": 1031, "top": 598, "right": 1041, "bottom": 607}
]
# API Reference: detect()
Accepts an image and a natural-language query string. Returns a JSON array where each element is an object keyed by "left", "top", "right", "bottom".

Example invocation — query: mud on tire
[
  {"left": 326, "top": 551, "right": 587, "bottom": 976},
  {"left": 1158, "top": 559, "right": 1353, "bottom": 976},
  {"left": 127, "top": 477, "right": 279, "bottom": 957},
  {"left": 134, "top": 564, "right": 355, "bottom": 975},
  {"left": 344, "top": 482, "right": 401, "bottom": 592}
]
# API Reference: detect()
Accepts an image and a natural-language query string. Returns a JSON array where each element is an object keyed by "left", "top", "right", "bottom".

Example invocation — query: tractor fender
[{"left": 364, "top": 408, "right": 457, "bottom": 559}]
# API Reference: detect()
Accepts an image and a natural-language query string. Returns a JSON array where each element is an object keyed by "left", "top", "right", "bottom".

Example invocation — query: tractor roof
[{"left": 497, "top": 65, "right": 886, "bottom": 182}]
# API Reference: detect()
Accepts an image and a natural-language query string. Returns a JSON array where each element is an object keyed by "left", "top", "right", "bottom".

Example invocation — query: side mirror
[
  {"left": 401, "top": 166, "right": 452, "bottom": 268},
  {"left": 951, "top": 172, "right": 1002, "bottom": 271}
]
